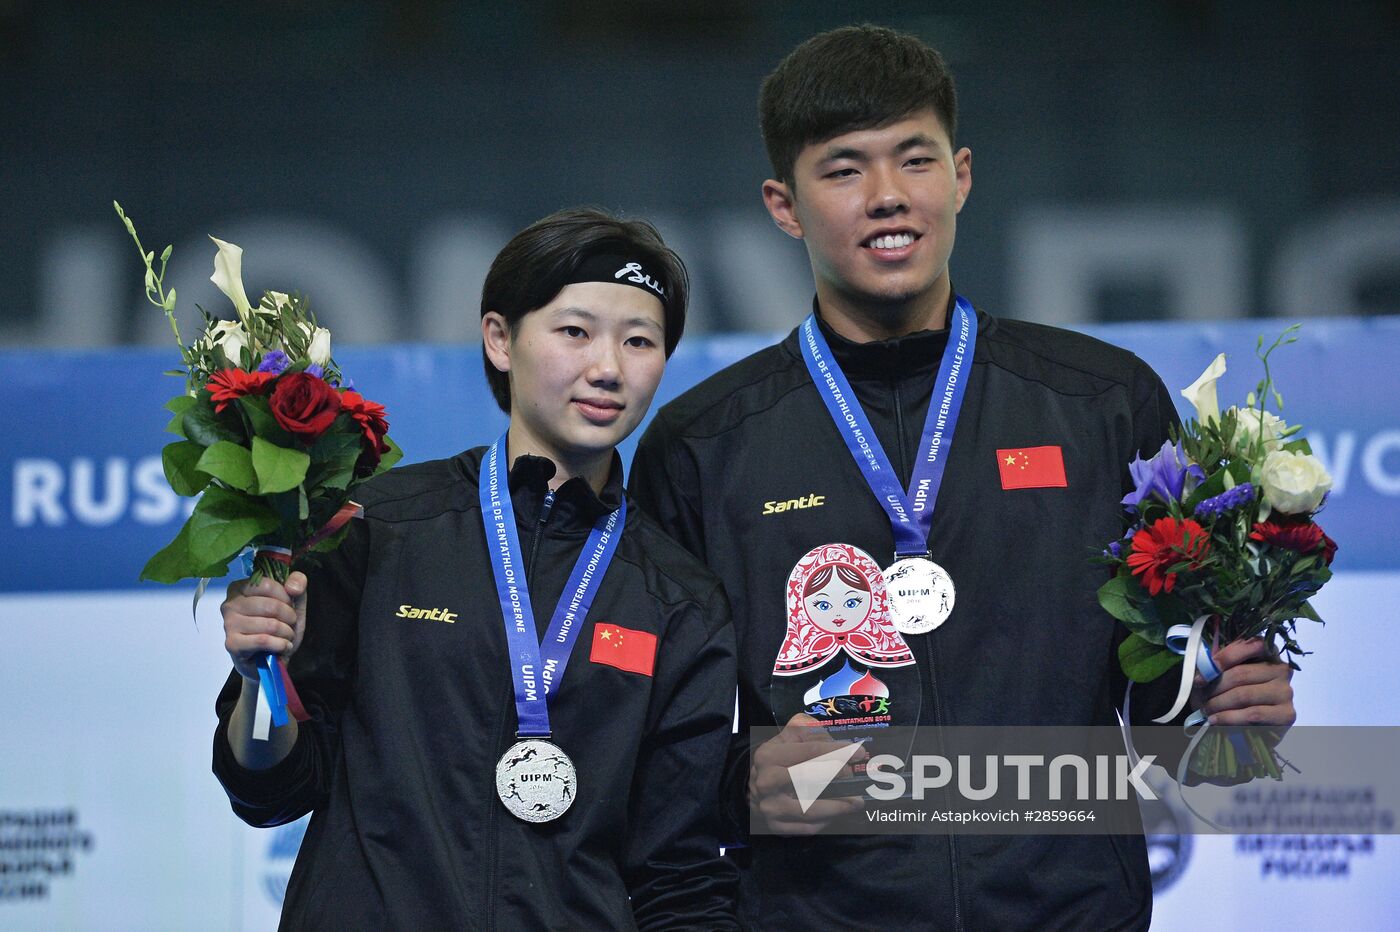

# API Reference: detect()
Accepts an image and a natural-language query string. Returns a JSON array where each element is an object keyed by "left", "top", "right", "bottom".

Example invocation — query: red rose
[
  {"left": 269, "top": 372, "right": 341, "bottom": 441},
  {"left": 1125, "top": 516, "right": 1211, "bottom": 596},
  {"left": 1321, "top": 531, "right": 1338, "bottom": 566},
  {"left": 207, "top": 369, "right": 276, "bottom": 413}
]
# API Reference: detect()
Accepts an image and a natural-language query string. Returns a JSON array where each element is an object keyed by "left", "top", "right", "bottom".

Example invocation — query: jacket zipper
[
  {"left": 894, "top": 373, "right": 964, "bottom": 931},
  {"left": 485, "top": 488, "right": 557, "bottom": 930}
]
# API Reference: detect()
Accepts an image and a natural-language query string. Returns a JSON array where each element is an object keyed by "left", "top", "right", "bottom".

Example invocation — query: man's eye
[
  {"left": 906, "top": 157, "right": 934, "bottom": 168},
  {"left": 826, "top": 168, "right": 858, "bottom": 179}
]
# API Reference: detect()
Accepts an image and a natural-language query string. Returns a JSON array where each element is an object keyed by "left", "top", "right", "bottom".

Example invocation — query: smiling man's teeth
[{"left": 868, "top": 233, "right": 915, "bottom": 249}]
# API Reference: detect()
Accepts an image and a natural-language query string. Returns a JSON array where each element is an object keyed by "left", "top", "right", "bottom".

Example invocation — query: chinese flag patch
[
  {"left": 996, "top": 446, "right": 1068, "bottom": 490},
  {"left": 590, "top": 623, "right": 658, "bottom": 676}
]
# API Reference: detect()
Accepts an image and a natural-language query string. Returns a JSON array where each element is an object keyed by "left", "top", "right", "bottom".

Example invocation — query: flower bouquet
[
  {"left": 1097, "top": 327, "right": 1335, "bottom": 781},
  {"left": 117, "top": 202, "right": 401, "bottom": 733}
]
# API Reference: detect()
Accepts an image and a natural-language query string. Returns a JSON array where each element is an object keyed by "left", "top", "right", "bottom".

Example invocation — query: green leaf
[
  {"left": 1283, "top": 438, "right": 1313, "bottom": 455},
  {"left": 185, "top": 486, "right": 281, "bottom": 567},
  {"left": 1297, "top": 601, "right": 1325, "bottom": 625},
  {"left": 1119, "top": 632, "right": 1184, "bottom": 683},
  {"left": 374, "top": 435, "right": 404, "bottom": 474},
  {"left": 140, "top": 515, "right": 248, "bottom": 584},
  {"left": 1097, "top": 575, "right": 1164, "bottom": 643},
  {"left": 161, "top": 440, "right": 210, "bottom": 496},
  {"left": 160, "top": 244, "right": 173, "bottom": 262},
  {"left": 183, "top": 397, "right": 243, "bottom": 447},
  {"left": 252, "top": 436, "right": 310, "bottom": 494},
  {"left": 237, "top": 395, "right": 292, "bottom": 445},
  {"left": 164, "top": 394, "right": 198, "bottom": 437},
  {"left": 309, "top": 422, "right": 363, "bottom": 464},
  {"left": 197, "top": 440, "right": 257, "bottom": 492}
]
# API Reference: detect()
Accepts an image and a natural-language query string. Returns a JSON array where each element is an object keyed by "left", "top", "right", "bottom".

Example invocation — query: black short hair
[
  {"left": 759, "top": 24, "right": 958, "bottom": 185},
  {"left": 480, "top": 207, "right": 689, "bottom": 412}
]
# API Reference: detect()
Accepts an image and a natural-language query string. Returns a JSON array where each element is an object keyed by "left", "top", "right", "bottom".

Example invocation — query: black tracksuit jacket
[
  {"left": 213, "top": 449, "right": 738, "bottom": 930},
  {"left": 630, "top": 302, "right": 1183, "bottom": 931}
]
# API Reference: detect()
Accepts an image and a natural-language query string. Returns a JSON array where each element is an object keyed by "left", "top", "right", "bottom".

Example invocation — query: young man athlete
[
  {"left": 215, "top": 209, "right": 737, "bottom": 929},
  {"left": 630, "top": 26, "right": 1295, "bottom": 930}
]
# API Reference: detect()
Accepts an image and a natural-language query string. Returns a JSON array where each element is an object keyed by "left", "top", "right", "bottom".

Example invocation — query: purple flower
[
  {"left": 1103, "top": 526, "right": 1137, "bottom": 559},
  {"left": 1122, "top": 440, "right": 1205, "bottom": 512},
  {"left": 340, "top": 375, "right": 355, "bottom": 391},
  {"left": 256, "top": 350, "right": 290, "bottom": 374},
  {"left": 305, "top": 363, "right": 325, "bottom": 380},
  {"left": 1194, "top": 482, "right": 1256, "bottom": 518}
]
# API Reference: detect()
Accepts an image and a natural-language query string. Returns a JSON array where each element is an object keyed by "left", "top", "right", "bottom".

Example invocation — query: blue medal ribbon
[
  {"left": 481, "top": 435, "right": 626, "bottom": 738},
  {"left": 799, "top": 296, "right": 978, "bottom": 557}
]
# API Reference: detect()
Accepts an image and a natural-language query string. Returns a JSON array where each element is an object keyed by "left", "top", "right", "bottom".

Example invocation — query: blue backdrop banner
[{"left": 3, "top": 314, "right": 1397, "bottom": 594}]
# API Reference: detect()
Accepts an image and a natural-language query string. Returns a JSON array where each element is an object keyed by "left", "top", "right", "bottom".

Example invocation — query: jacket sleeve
[
  {"left": 630, "top": 411, "right": 707, "bottom": 561},
  {"left": 211, "top": 518, "right": 367, "bottom": 826},
  {"left": 623, "top": 582, "right": 739, "bottom": 930},
  {"left": 1113, "top": 359, "right": 1191, "bottom": 728}
]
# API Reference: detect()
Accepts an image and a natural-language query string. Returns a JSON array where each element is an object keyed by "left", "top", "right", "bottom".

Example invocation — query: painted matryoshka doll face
[{"left": 802, "top": 562, "right": 873, "bottom": 634}]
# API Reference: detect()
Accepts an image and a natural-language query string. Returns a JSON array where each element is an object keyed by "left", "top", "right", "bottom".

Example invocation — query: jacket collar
[
  {"left": 806, "top": 291, "right": 958, "bottom": 382},
  {"left": 457, "top": 447, "right": 624, "bottom": 535}
]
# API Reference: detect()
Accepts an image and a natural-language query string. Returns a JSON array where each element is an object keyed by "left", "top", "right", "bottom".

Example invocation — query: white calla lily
[
  {"left": 209, "top": 236, "right": 253, "bottom": 321},
  {"left": 1181, "top": 352, "right": 1227, "bottom": 425}
]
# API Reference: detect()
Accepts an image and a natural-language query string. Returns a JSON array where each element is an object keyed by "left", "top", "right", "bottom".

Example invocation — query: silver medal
[
  {"left": 495, "top": 738, "right": 577, "bottom": 823},
  {"left": 883, "top": 557, "right": 956, "bottom": 635}
]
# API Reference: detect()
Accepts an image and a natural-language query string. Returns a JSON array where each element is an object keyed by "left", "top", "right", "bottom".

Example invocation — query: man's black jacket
[{"left": 631, "top": 305, "right": 1182, "bottom": 931}]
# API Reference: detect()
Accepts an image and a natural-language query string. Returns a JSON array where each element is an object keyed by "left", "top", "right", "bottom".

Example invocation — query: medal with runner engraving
[
  {"left": 495, "top": 738, "right": 579, "bottom": 823},
  {"left": 480, "top": 435, "right": 625, "bottom": 823},
  {"left": 883, "top": 556, "right": 956, "bottom": 635},
  {"left": 797, "top": 297, "right": 977, "bottom": 629}
]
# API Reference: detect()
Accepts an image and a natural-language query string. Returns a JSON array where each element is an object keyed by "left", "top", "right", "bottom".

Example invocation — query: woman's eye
[
  {"left": 845, "top": 597, "right": 862, "bottom": 609},
  {"left": 561, "top": 325, "right": 586, "bottom": 339},
  {"left": 625, "top": 335, "right": 655, "bottom": 348},
  {"left": 814, "top": 599, "right": 832, "bottom": 611}
]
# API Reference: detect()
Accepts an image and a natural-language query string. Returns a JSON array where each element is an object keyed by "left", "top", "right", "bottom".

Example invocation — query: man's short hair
[
  {"left": 480, "top": 207, "right": 689, "bottom": 412},
  {"left": 759, "top": 24, "right": 958, "bottom": 185}
]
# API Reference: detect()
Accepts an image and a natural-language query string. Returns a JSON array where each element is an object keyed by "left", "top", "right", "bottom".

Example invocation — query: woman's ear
[{"left": 481, "top": 312, "right": 512, "bottom": 373}]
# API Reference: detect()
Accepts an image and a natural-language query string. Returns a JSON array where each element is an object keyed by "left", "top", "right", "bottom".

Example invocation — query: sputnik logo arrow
[{"left": 787, "top": 741, "right": 865, "bottom": 814}]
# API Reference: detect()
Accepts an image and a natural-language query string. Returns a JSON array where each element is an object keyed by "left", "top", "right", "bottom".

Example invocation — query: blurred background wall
[{"left": 3, "top": 0, "right": 1398, "bottom": 350}]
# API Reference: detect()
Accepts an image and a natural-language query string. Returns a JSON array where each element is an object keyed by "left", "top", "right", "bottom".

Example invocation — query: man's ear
[
  {"left": 954, "top": 147, "right": 972, "bottom": 213},
  {"left": 481, "top": 312, "right": 512, "bottom": 373},
  {"left": 762, "top": 178, "right": 804, "bottom": 240}
]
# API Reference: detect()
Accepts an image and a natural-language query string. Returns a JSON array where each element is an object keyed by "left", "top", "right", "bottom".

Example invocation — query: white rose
[
  {"left": 208, "top": 236, "right": 253, "bottom": 320},
  {"left": 207, "top": 319, "right": 250, "bottom": 367},
  {"left": 1228, "top": 406, "right": 1288, "bottom": 454},
  {"left": 1181, "top": 353, "right": 1226, "bottom": 424},
  {"left": 1259, "top": 450, "right": 1332, "bottom": 514},
  {"left": 260, "top": 291, "right": 291, "bottom": 316},
  {"left": 307, "top": 327, "right": 332, "bottom": 366}
]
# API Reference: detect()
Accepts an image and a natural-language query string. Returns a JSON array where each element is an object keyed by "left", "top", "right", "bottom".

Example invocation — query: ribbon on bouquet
[
  {"left": 189, "top": 501, "right": 362, "bottom": 740},
  {"left": 1118, "top": 615, "right": 1233, "bottom": 832}
]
